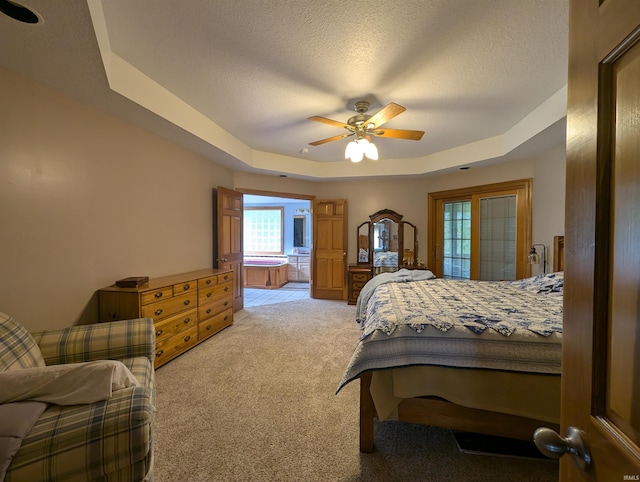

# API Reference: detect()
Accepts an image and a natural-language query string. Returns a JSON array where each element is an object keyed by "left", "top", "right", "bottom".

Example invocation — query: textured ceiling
[{"left": 0, "top": 0, "right": 568, "bottom": 180}]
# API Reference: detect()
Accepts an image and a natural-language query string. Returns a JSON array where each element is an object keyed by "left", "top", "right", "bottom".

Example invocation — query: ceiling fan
[{"left": 307, "top": 101, "right": 425, "bottom": 151}]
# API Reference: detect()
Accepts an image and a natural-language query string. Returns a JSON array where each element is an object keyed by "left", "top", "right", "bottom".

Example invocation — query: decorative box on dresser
[
  {"left": 347, "top": 264, "right": 373, "bottom": 305},
  {"left": 98, "top": 269, "right": 233, "bottom": 368}
]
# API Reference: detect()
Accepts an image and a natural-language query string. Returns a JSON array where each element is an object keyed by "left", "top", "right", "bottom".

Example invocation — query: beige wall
[
  {"left": 0, "top": 66, "right": 566, "bottom": 331},
  {"left": 532, "top": 143, "right": 566, "bottom": 273},
  {"left": 0, "top": 68, "right": 234, "bottom": 330}
]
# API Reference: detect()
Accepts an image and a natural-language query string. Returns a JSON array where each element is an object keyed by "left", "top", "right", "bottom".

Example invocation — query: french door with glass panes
[{"left": 428, "top": 180, "right": 532, "bottom": 280}]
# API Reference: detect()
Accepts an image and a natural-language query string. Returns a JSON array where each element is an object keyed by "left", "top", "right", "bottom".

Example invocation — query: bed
[{"left": 338, "top": 236, "right": 564, "bottom": 452}]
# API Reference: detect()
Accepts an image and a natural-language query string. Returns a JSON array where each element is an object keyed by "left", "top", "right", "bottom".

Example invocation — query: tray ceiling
[{"left": 0, "top": 0, "right": 568, "bottom": 180}]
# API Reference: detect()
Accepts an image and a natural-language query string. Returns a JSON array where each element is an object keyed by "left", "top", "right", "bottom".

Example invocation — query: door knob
[{"left": 534, "top": 426, "right": 591, "bottom": 471}]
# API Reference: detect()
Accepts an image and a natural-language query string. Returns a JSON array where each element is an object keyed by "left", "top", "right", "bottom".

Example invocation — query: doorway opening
[{"left": 242, "top": 192, "right": 312, "bottom": 307}]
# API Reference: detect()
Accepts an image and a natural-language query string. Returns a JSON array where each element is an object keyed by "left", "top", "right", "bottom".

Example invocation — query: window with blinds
[
  {"left": 442, "top": 201, "right": 471, "bottom": 279},
  {"left": 479, "top": 195, "right": 517, "bottom": 281}
]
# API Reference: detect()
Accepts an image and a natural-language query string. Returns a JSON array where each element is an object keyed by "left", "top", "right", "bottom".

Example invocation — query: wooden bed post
[{"left": 359, "top": 371, "right": 375, "bottom": 453}]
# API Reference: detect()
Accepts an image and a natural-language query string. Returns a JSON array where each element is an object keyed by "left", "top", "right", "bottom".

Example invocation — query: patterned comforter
[{"left": 338, "top": 273, "right": 564, "bottom": 392}]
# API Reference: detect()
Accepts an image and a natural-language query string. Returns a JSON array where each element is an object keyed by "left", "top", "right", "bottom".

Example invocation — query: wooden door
[
  {"left": 312, "top": 199, "right": 347, "bottom": 300},
  {"left": 553, "top": 1, "right": 640, "bottom": 479},
  {"left": 216, "top": 186, "right": 243, "bottom": 312}
]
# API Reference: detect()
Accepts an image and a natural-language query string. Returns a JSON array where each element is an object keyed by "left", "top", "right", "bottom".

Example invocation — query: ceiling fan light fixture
[
  {"left": 364, "top": 141, "right": 378, "bottom": 160},
  {"left": 345, "top": 140, "right": 359, "bottom": 160},
  {"left": 309, "top": 100, "right": 423, "bottom": 161},
  {"left": 357, "top": 137, "right": 378, "bottom": 160},
  {"left": 345, "top": 137, "right": 378, "bottom": 162},
  {"left": 350, "top": 149, "right": 364, "bottom": 163}
]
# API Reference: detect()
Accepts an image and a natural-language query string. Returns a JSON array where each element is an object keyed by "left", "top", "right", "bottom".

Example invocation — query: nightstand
[{"left": 347, "top": 264, "right": 373, "bottom": 305}]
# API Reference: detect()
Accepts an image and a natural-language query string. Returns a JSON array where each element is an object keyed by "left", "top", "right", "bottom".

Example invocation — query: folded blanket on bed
[
  {"left": 0, "top": 401, "right": 47, "bottom": 480},
  {"left": 0, "top": 360, "right": 139, "bottom": 405},
  {"left": 356, "top": 268, "right": 435, "bottom": 325}
]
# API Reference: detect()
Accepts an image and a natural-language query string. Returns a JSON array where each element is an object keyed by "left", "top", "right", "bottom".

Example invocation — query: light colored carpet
[{"left": 153, "top": 299, "right": 558, "bottom": 481}]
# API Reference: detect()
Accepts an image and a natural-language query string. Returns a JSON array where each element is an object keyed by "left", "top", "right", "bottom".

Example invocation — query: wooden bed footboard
[{"left": 359, "top": 371, "right": 559, "bottom": 453}]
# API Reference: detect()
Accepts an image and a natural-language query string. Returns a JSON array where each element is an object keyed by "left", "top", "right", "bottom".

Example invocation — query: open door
[
  {"left": 533, "top": 2, "right": 640, "bottom": 479},
  {"left": 216, "top": 186, "right": 243, "bottom": 312},
  {"left": 312, "top": 199, "right": 347, "bottom": 300}
]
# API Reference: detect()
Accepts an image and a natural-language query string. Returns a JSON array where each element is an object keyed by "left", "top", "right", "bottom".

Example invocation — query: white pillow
[{"left": 0, "top": 359, "right": 139, "bottom": 405}]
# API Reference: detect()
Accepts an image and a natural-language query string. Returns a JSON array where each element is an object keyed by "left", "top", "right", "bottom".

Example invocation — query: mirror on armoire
[
  {"left": 357, "top": 222, "right": 371, "bottom": 263},
  {"left": 402, "top": 221, "right": 417, "bottom": 267},
  {"left": 369, "top": 209, "right": 403, "bottom": 274}
]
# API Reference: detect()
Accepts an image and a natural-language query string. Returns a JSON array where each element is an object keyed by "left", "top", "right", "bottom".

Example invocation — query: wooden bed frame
[{"left": 358, "top": 235, "right": 565, "bottom": 453}]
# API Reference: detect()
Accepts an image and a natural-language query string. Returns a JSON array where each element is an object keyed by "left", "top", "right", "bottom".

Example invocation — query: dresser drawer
[
  {"left": 197, "top": 275, "right": 217, "bottom": 289},
  {"left": 141, "top": 286, "right": 173, "bottom": 305},
  {"left": 197, "top": 271, "right": 232, "bottom": 289},
  {"left": 352, "top": 273, "right": 371, "bottom": 282},
  {"left": 142, "top": 291, "right": 197, "bottom": 321},
  {"left": 155, "top": 325, "right": 197, "bottom": 367},
  {"left": 352, "top": 281, "right": 368, "bottom": 292},
  {"left": 173, "top": 280, "right": 196, "bottom": 296},
  {"left": 198, "top": 295, "right": 232, "bottom": 321},
  {"left": 154, "top": 308, "right": 197, "bottom": 343},
  {"left": 198, "top": 281, "right": 233, "bottom": 305},
  {"left": 217, "top": 271, "right": 232, "bottom": 284},
  {"left": 198, "top": 308, "right": 233, "bottom": 340}
]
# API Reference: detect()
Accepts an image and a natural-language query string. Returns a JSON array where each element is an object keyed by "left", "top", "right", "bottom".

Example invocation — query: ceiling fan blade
[
  {"left": 308, "top": 116, "right": 351, "bottom": 130},
  {"left": 309, "top": 133, "right": 354, "bottom": 146},
  {"left": 372, "top": 128, "right": 425, "bottom": 141},
  {"left": 366, "top": 102, "right": 406, "bottom": 128}
]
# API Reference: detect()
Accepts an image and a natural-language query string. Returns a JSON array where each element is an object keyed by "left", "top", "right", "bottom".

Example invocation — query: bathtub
[{"left": 243, "top": 257, "right": 289, "bottom": 289}]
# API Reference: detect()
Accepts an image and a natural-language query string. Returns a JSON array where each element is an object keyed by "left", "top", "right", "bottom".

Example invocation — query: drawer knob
[
  {"left": 156, "top": 350, "right": 164, "bottom": 357},
  {"left": 154, "top": 292, "right": 163, "bottom": 299},
  {"left": 184, "top": 299, "right": 190, "bottom": 306},
  {"left": 223, "top": 275, "right": 229, "bottom": 280},
  {"left": 224, "top": 287, "right": 229, "bottom": 292},
  {"left": 206, "top": 279, "right": 211, "bottom": 285},
  {"left": 223, "top": 315, "right": 228, "bottom": 321},
  {"left": 155, "top": 309, "right": 163, "bottom": 316},
  {"left": 184, "top": 335, "right": 191, "bottom": 342},
  {"left": 156, "top": 329, "right": 163, "bottom": 336},
  {"left": 184, "top": 318, "right": 191, "bottom": 324},
  {"left": 223, "top": 301, "right": 228, "bottom": 306},
  {"left": 206, "top": 324, "right": 212, "bottom": 331},
  {"left": 206, "top": 308, "right": 212, "bottom": 314},
  {"left": 184, "top": 284, "right": 190, "bottom": 290},
  {"left": 207, "top": 292, "right": 212, "bottom": 298}
]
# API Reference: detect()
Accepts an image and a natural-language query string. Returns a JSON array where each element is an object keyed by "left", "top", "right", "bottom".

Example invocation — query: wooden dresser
[
  {"left": 98, "top": 269, "right": 233, "bottom": 368},
  {"left": 347, "top": 264, "right": 373, "bottom": 305}
]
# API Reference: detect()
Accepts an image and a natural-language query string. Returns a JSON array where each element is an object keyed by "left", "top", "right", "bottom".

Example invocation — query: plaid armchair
[{"left": 1, "top": 314, "right": 156, "bottom": 482}]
